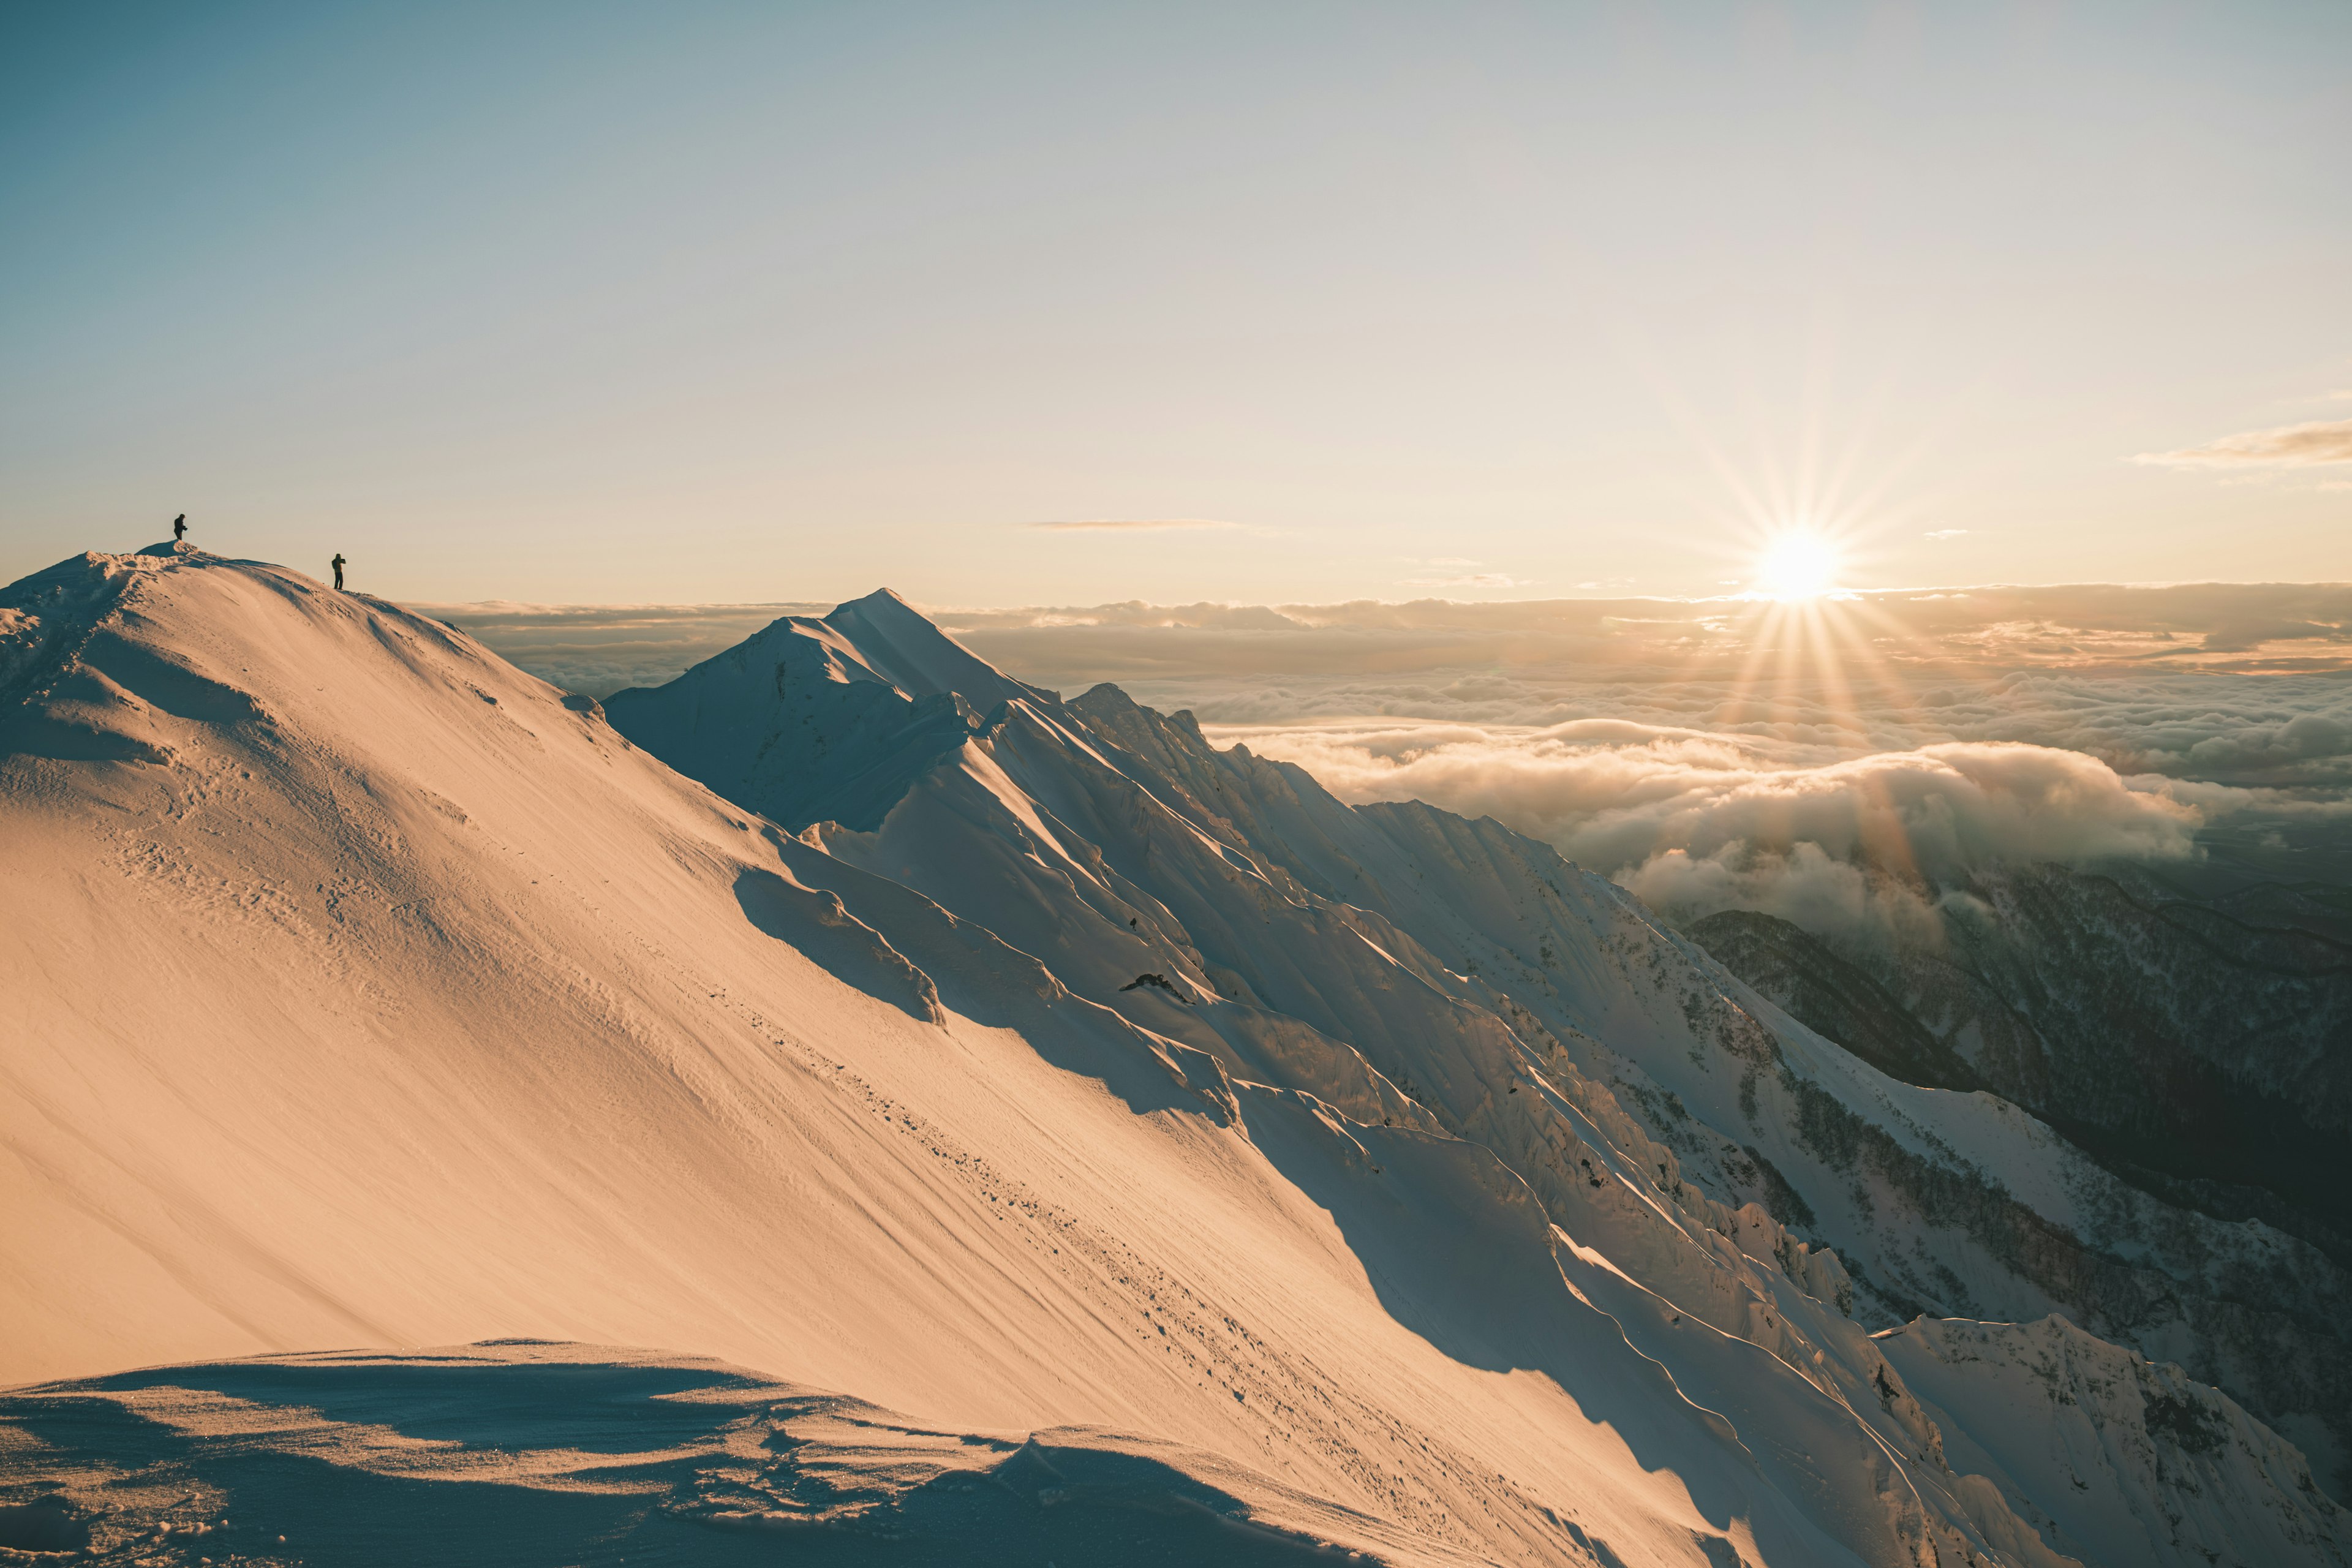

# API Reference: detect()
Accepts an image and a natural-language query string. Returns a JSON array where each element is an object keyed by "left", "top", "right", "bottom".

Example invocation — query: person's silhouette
[
  {"left": 172, "top": 514, "right": 186, "bottom": 543},
  {"left": 331, "top": 552, "right": 347, "bottom": 591}
]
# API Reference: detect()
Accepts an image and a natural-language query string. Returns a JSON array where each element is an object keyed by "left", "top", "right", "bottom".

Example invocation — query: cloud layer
[
  {"left": 1218, "top": 715, "right": 2338, "bottom": 946},
  {"left": 435, "top": 581, "right": 2352, "bottom": 699},
  {"left": 1023, "top": 519, "right": 1243, "bottom": 532},
  {"left": 2138, "top": 417, "right": 2352, "bottom": 468}
]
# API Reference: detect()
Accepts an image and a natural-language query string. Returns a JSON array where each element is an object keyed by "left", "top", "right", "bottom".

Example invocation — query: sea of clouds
[{"left": 435, "top": 583, "right": 2352, "bottom": 943}]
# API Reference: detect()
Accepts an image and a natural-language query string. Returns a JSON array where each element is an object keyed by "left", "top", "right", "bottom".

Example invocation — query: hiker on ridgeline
[
  {"left": 172, "top": 514, "right": 186, "bottom": 543},
  {"left": 331, "top": 552, "right": 347, "bottom": 591}
]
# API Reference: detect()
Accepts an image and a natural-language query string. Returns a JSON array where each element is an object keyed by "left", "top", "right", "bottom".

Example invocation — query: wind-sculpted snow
[
  {"left": 0, "top": 1341, "right": 1463, "bottom": 1565},
  {"left": 5, "top": 548, "right": 2346, "bottom": 1566}
]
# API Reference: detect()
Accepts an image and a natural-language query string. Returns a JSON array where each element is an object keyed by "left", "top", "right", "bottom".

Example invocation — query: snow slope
[
  {"left": 2, "top": 549, "right": 2343, "bottom": 1566},
  {"left": 1880, "top": 1314, "right": 2343, "bottom": 1568}
]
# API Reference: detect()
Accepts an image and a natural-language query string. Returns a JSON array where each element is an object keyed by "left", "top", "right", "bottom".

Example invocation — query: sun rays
[
  {"left": 1752, "top": 530, "right": 1844, "bottom": 602},
  {"left": 1697, "top": 521, "right": 1943, "bottom": 889}
]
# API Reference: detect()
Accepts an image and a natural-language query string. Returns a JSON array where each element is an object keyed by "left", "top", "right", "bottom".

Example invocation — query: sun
[{"left": 1752, "top": 531, "right": 1841, "bottom": 601}]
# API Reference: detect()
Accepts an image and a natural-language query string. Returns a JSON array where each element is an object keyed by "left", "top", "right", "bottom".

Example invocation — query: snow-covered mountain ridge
[
  {"left": 2, "top": 547, "right": 2343, "bottom": 1567},
  {"left": 614, "top": 587, "right": 2352, "bottom": 1504}
]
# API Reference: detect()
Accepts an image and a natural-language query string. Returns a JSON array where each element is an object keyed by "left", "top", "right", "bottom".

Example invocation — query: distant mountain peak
[
  {"left": 603, "top": 591, "right": 1058, "bottom": 832},
  {"left": 819, "top": 589, "right": 1054, "bottom": 710}
]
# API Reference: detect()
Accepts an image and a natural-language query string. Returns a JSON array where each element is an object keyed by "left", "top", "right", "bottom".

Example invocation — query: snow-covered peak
[
  {"left": 822, "top": 587, "right": 1056, "bottom": 710},
  {"left": 599, "top": 588, "right": 1061, "bottom": 832}
]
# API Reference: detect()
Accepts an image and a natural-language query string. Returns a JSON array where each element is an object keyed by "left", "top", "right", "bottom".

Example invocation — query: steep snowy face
[
  {"left": 608, "top": 594, "right": 2352, "bottom": 1565},
  {"left": 601, "top": 589, "right": 1057, "bottom": 834},
  {"left": 822, "top": 587, "right": 1057, "bottom": 711},
  {"left": 1879, "top": 1314, "right": 2346, "bottom": 1568},
  {"left": 1, "top": 547, "right": 986, "bottom": 1380}
]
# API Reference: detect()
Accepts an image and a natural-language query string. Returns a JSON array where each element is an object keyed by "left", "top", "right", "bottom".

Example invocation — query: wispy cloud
[
  {"left": 1391, "top": 554, "right": 1532, "bottom": 590},
  {"left": 2135, "top": 417, "right": 2352, "bottom": 469},
  {"left": 1924, "top": 529, "right": 1968, "bottom": 539},
  {"left": 1024, "top": 518, "right": 1243, "bottom": 533},
  {"left": 1400, "top": 572, "right": 1530, "bottom": 589}
]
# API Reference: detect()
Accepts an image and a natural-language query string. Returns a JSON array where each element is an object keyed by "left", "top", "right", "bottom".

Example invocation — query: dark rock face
[
  {"left": 1950, "top": 866, "right": 2351, "bottom": 1210},
  {"left": 1687, "top": 865, "right": 2352, "bottom": 1257},
  {"left": 1679, "top": 910, "right": 1981, "bottom": 1095}
]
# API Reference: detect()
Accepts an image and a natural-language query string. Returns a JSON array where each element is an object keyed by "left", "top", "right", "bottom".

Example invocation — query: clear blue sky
[{"left": 4, "top": 2, "right": 2348, "bottom": 605}]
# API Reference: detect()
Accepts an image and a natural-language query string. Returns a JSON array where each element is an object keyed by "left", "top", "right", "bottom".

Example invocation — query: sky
[{"left": 4, "top": 1, "right": 2350, "bottom": 606}]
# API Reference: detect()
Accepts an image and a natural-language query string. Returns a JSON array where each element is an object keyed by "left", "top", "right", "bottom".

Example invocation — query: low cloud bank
[
  {"left": 1025, "top": 519, "right": 1243, "bottom": 533},
  {"left": 1250, "top": 727, "right": 2203, "bottom": 873},
  {"left": 435, "top": 581, "right": 2352, "bottom": 698},
  {"left": 944, "top": 581, "right": 2352, "bottom": 684},
  {"left": 1182, "top": 669, "right": 2352, "bottom": 790},
  {"left": 1224, "top": 718, "right": 2338, "bottom": 947}
]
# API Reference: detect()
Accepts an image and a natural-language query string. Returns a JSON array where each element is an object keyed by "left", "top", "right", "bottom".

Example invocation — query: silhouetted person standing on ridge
[
  {"left": 331, "top": 552, "right": 346, "bottom": 591},
  {"left": 172, "top": 514, "right": 186, "bottom": 543}
]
